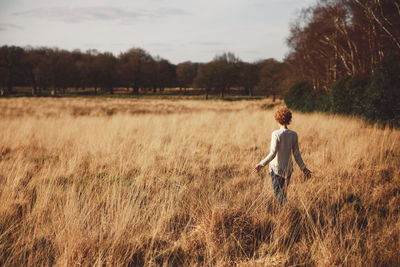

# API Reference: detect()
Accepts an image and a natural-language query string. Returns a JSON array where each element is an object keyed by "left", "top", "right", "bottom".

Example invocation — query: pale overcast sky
[{"left": 0, "top": 0, "right": 315, "bottom": 64}]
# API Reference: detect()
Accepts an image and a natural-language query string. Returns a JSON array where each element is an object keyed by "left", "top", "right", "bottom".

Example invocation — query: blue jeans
[{"left": 271, "top": 170, "right": 291, "bottom": 205}]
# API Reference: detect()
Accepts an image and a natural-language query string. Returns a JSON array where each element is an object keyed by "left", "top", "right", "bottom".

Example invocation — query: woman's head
[{"left": 274, "top": 107, "right": 292, "bottom": 125}]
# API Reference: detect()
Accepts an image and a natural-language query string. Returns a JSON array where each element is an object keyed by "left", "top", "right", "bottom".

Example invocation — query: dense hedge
[
  {"left": 364, "top": 54, "right": 400, "bottom": 127},
  {"left": 284, "top": 81, "right": 316, "bottom": 113},
  {"left": 284, "top": 54, "right": 400, "bottom": 127}
]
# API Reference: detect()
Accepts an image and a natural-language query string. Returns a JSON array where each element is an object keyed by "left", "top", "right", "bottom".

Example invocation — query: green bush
[
  {"left": 349, "top": 74, "right": 369, "bottom": 116},
  {"left": 364, "top": 54, "right": 400, "bottom": 127},
  {"left": 330, "top": 76, "right": 353, "bottom": 114},
  {"left": 330, "top": 75, "right": 369, "bottom": 115},
  {"left": 285, "top": 54, "right": 399, "bottom": 127},
  {"left": 314, "top": 93, "right": 331, "bottom": 112},
  {"left": 284, "top": 81, "right": 316, "bottom": 113},
  {"left": 284, "top": 81, "right": 330, "bottom": 113}
]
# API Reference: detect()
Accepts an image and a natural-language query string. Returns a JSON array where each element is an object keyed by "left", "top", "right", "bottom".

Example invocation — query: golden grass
[{"left": 0, "top": 97, "right": 399, "bottom": 266}]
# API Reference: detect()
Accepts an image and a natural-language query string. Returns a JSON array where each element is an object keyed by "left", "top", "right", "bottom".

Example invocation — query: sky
[{"left": 0, "top": 0, "right": 316, "bottom": 64}]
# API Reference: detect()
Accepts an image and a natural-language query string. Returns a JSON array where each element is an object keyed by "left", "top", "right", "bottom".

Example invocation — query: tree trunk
[
  {"left": 30, "top": 71, "right": 37, "bottom": 96},
  {"left": 6, "top": 71, "right": 13, "bottom": 96},
  {"left": 220, "top": 88, "right": 225, "bottom": 99},
  {"left": 205, "top": 88, "right": 209, "bottom": 100},
  {"left": 355, "top": 0, "right": 400, "bottom": 50},
  {"left": 5, "top": 85, "right": 12, "bottom": 96},
  {"left": 249, "top": 88, "right": 254, "bottom": 96},
  {"left": 32, "top": 83, "right": 37, "bottom": 96}
]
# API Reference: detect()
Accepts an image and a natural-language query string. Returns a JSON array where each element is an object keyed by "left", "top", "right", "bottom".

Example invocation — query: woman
[{"left": 253, "top": 107, "right": 311, "bottom": 205}]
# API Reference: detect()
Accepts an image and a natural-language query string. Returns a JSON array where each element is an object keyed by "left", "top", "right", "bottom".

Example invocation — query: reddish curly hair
[{"left": 274, "top": 107, "right": 292, "bottom": 125}]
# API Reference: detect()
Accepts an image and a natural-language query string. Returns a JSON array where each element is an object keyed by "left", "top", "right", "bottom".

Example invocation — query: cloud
[
  {"left": 13, "top": 6, "right": 190, "bottom": 24},
  {"left": 0, "top": 23, "right": 22, "bottom": 31},
  {"left": 189, "top": 41, "right": 225, "bottom": 46},
  {"left": 111, "top": 43, "right": 127, "bottom": 47},
  {"left": 239, "top": 49, "right": 264, "bottom": 54},
  {"left": 276, "top": 0, "right": 304, "bottom": 6},
  {"left": 83, "top": 43, "right": 105, "bottom": 47},
  {"left": 145, "top": 42, "right": 173, "bottom": 48},
  {"left": 251, "top": 0, "right": 307, "bottom": 7},
  {"left": 153, "top": 7, "right": 189, "bottom": 17}
]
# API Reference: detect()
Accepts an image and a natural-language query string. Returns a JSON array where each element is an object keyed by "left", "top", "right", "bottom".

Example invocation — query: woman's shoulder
[
  {"left": 272, "top": 129, "right": 282, "bottom": 136},
  {"left": 287, "top": 129, "right": 299, "bottom": 138},
  {"left": 279, "top": 128, "right": 298, "bottom": 138}
]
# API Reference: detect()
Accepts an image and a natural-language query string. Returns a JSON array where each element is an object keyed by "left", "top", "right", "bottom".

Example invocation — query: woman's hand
[
  {"left": 303, "top": 168, "right": 311, "bottom": 179},
  {"left": 253, "top": 163, "right": 263, "bottom": 173}
]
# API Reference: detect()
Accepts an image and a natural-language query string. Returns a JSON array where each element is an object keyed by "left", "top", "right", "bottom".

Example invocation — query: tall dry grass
[{"left": 0, "top": 97, "right": 399, "bottom": 266}]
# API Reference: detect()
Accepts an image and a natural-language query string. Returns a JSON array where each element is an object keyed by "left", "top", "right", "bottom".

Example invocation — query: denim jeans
[{"left": 271, "top": 170, "right": 291, "bottom": 205}]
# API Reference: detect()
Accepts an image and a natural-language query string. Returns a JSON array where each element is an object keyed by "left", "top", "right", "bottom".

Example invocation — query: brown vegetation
[
  {"left": 287, "top": 0, "right": 399, "bottom": 89},
  {"left": 0, "top": 98, "right": 399, "bottom": 266}
]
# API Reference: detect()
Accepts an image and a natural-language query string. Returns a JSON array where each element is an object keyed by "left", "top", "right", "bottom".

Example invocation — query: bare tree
[
  {"left": 0, "top": 46, "right": 24, "bottom": 96},
  {"left": 194, "top": 63, "right": 215, "bottom": 100},
  {"left": 238, "top": 62, "right": 259, "bottom": 96},
  {"left": 151, "top": 57, "right": 176, "bottom": 93},
  {"left": 95, "top": 52, "right": 117, "bottom": 94},
  {"left": 176, "top": 61, "right": 198, "bottom": 94},
  {"left": 257, "top": 59, "right": 285, "bottom": 101},
  {"left": 211, "top": 52, "right": 240, "bottom": 98},
  {"left": 286, "top": 0, "right": 400, "bottom": 91},
  {"left": 119, "top": 48, "right": 154, "bottom": 94}
]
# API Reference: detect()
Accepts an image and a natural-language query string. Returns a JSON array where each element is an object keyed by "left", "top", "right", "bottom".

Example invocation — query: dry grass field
[{"left": 0, "top": 97, "right": 399, "bottom": 266}]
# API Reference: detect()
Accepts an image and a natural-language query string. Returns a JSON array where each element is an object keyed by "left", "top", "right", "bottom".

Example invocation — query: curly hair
[{"left": 274, "top": 107, "right": 292, "bottom": 125}]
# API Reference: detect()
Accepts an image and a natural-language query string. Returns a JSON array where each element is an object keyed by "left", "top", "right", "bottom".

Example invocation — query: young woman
[{"left": 253, "top": 107, "right": 311, "bottom": 205}]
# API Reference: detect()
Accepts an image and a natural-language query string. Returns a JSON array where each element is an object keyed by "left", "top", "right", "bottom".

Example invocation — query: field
[{"left": 0, "top": 97, "right": 399, "bottom": 266}]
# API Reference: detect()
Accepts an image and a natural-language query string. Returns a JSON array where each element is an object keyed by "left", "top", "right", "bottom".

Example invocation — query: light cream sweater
[{"left": 259, "top": 127, "right": 306, "bottom": 178}]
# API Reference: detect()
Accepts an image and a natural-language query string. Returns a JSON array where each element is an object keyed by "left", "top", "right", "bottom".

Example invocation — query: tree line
[
  {"left": 284, "top": 0, "right": 399, "bottom": 127},
  {"left": 0, "top": 0, "right": 398, "bottom": 125},
  {"left": 0, "top": 46, "right": 287, "bottom": 99}
]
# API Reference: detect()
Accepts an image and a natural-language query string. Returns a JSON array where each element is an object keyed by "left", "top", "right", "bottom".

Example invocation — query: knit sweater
[{"left": 259, "top": 127, "right": 306, "bottom": 178}]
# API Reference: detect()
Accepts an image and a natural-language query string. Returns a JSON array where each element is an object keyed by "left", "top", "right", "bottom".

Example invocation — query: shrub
[
  {"left": 284, "top": 81, "right": 330, "bottom": 113},
  {"left": 364, "top": 54, "right": 400, "bottom": 127},
  {"left": 330, "top": 76, "right": 353, "bottom": 115},
  {"left": 330, "top": 75, "right": 369, "bottom": 115},
  {"left": 349, "top": 74, "right": 369, "bottom": 116},
  {"left": 284, "top": 81, "right": 316, "bottom": 112},
  {"left": 314, "top": 93, "right": 331, "bottom": 112}
]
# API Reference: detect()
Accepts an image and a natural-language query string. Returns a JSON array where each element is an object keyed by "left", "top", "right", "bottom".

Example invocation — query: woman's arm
[
  {"left": 253, "top": 132, "right": 278, "bottom": 172},
  {"left": 292, "top": 133, "right": 311, "bottom": 178},
  {"left": 292, "top": 134, "right": 306, "bottom": 170}
]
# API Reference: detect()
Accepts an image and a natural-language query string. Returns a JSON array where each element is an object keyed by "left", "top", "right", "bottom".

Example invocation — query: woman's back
[{"left": 269, "top": 128, "right": 305, "bottom": 178}]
